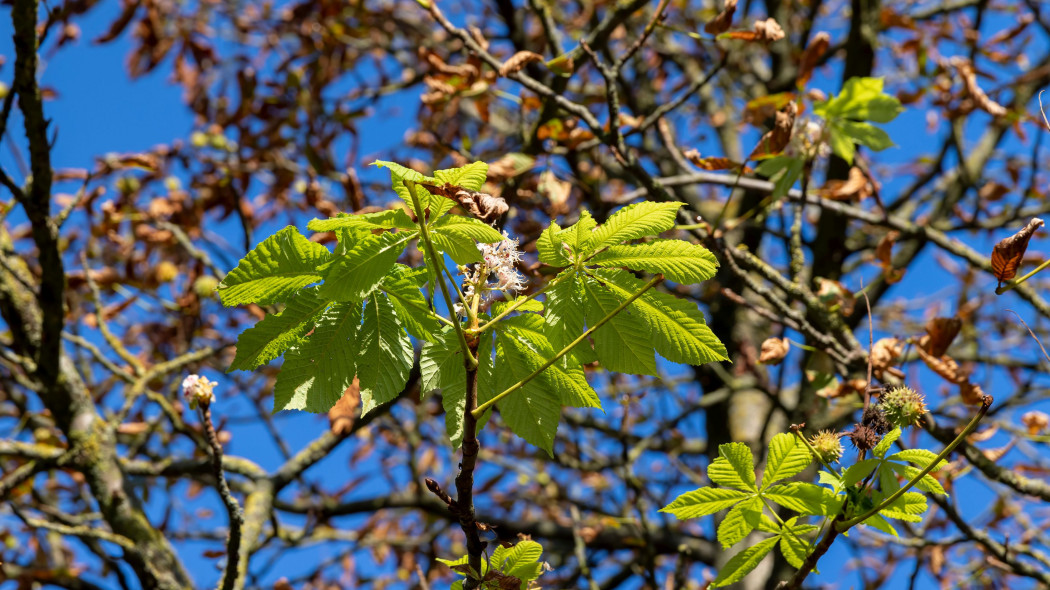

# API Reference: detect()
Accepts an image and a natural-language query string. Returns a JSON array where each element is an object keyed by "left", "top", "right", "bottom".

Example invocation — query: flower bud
[
  {"left": 880, "top": 386, "right": 928, "bottom": 428},
  {"left": 182, "top": 374, "right": 218, "bottom": 410},
  {"left": 809, "top": 430, "right": 844, "bottom": 464}
]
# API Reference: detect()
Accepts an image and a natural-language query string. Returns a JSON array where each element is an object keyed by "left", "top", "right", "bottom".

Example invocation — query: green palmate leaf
[
  {"left": 595, "top": 269, "right": 726, "bottom": 365},
  {"left": 431, "top": 229, "right": 483, "bottom": 264},
  {"left": 382, "top": 265, "right": 441, "bottom": 342},
  {"left": 711, "top": 536, "right": 779, "bottom": 588},
  {"left": 827, "top": 128, "right": 856, "bottom": 164},
  {"left": 660, "top": 486, "right": 750, "bottom": 519},
  {"left": 817, "top": 471, "right": 841, "bottom": 489},
  {"left": 493, "top": 329, "right": 562, "bottom": 453},
  {"left": 307, "top": 209, "right": 417, "bottom": 233},
  {"left": 320, "top": 231, "right": 413, "bottom": 302},
  {"left": 560, "top": 210, "right": 597, "bottom": 252},
  {"left": 543, "top": 271, "right": 597, "bottom": 365},
  {"left": 582, "top": 275, "right": 657, "bottom": 376},
  {"left": 432, "top": 214, "right": 505, "bottom": 242},
  {"left": 872, "top": 427, "right": 902, "bottom": 458},
  {"left": 816, "top": 77, "right": 903, "bottom": 123},
  {"left": 372, "top": 160, "right": 443, "bottom": 213},
  {"left": 491, "top": 540, "right": 544, "bottom": 581},
  {"left": 717, "top": 496, "right": 763, "bottom": 549},
  {"left": 229, "top": 287, "right": 330, "bottom": 371},
  {"left": 499, "top": 315, "right": 601, "bottom": 409},
  {"left": 887, "top": 449, "right": 947, "bottom": 470},
  {"left": 778, "top": 517, "right": 818, "bottom": 569},
  {"left": 435, "top": 161, "right": 489, "bottom": 191},
  {"left": 709, "top": 443, "right": 758, "bottom": 492},
  {"left": 273, "top": 301, "right": 362, "bottom": 413},
  {"left": 761, "top": 432, "right": 813, "bottom": 490},
  {"left": 834, "top": 120, "right": 894, "bottom": 151},
  {"left": 879, "top": 491, "right": 928, "bottom": 522},
  {"left": 491, "top": 296, "right": 543, "bottom": 315},
  {"left": 879, "top": 462, "right": 902, "bottom": 496},
  {"left": 763, "top": 482, "right": 839, "bottom": 516},
  {"left": 888, "top": 463, "right": 947, "bottom": 496},
  {"left": 590, "top": 239, "right": 718, "bottom": 284},
  {"left": 218, "top": 226, "right": 331, "bottom": 306},
  {"left": 357, "top": 292, "right": 413, "bottom": 414},
  {"left": 590, "top": 201, "right": 683, "bottom": 250},
  {"left": 420, "top": 328, "right": 469, "bottom": 447},
  {"left": 840, "top": 458, "right": 879, "bottom": 489},
  {"left": 537, "top": 221, "right": 572, "bottom": 267}
]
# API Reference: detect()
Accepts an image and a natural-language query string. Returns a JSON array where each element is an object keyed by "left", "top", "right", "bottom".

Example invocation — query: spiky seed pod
[
  {"left": 848, "top": 424, "right": 880, "bottom": 452},
  {"left": 809, "top": 430, "right": 845, "bottom": 464},
  {"left": 880, "top": 386, "right": 928, "bottom": 428},
  {"left": 861, "top": 405, "right": 891, "bottom": 435}
]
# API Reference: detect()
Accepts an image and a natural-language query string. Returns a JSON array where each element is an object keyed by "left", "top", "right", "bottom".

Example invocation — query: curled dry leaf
[
  {"left": 749, "top": 101, "right": 798, "bottom": 159},
  {"left": 487, "top": 153, "right": 534, "bottom": 181},
  {"left": 683, "top": 149, "right": 753, "bottom": 173},
  {"left": 874, "top": 231, "right": 905, "bottom": 284},
  {"left": 820, "top": 166, "right": 872, "bottom": 201},
  {"left": 499, "top": 50, "right": 544, "bottom": 77},
  {"left": 978, "top": 181, "right": 1010, "bottom": 202},
  {"left": 871, "top": 337, "right": 905, "bottom": 381},
  {"left": 923, "top": 316, "right": 962, "bottom": 357},
  {"left": 724, "top": 18, "right": 786, "bottom": 43},
  {"left": 991, "top": 218, "right": 1044, "bottom": 288},
  {"left": 328, "top": 378, "right": 361, "bottom": 436},
  {"left": 798, "top": 32, "right": 830, "bottom": 87},
  {"left": 759, "top": 337, "right": 790, "bottom": 365},
  {"left": 815, "top": 277, "right": 856, "bottom": 316},
  {"left": 704, "top": 0, "right": 738, "bottom": 35},
  {"left": 419, "top": 182, "right": 509, "bottom": 224},
  {"left": 539, "top": 170, "right": 571, "bottom": 215},
  {"left": 914, "top": 345, "right": 985, "bottom": 405},
  {"left": 1021, "top": 410, "right": 1049, "bottom": 435},
  {"left": 951, "top": 57, "right": 1008, "bottom": 117}
]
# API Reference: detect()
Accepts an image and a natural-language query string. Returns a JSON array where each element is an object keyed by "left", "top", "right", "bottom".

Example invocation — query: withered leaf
[
  {"left": 328, "top": 378, "right": 361, "bottom": 436},
  {"left": 820, "top": 166, "right": 872, "bottom": 201},
  {"left": 951, "top": 57, "right": 1008, "bottom": 117},
  {"left": 759, "top": 337, "right": 790, "bottom": 365},
  {"left": 418, "top": 182, "right": 509, "bottom": 224},
  {"left": 683, "top": 149, "right": 753, "bottom": 173},
  {"left": 748, "top": 101, "right": 797, "bottom": 160},
  {"left": 723, "top": 19, "right": 786, "bottom": 43},
  {"left": 871, "top": 337, "right": 904, "bottom": 381},
  {"left": 923, "top": 316, "right": 962, "bottom": 357},
  {"left": 498, "top": 51, "right": 543, "bottom": 77},
  {"left": 991, "top": 218, "right": 1044, "bottom": 288},
  {"left": 1021, "top": 411, "right": 1049, "bottom": 435},
  {"left": 874, "top": 231, "right": 905, "bottom": 284},
  {"left": 798, "top": 32, "right": 830, "bottom": 87},
  {"left": 704, "top": 0, "right": 738, "bottom": 35}
]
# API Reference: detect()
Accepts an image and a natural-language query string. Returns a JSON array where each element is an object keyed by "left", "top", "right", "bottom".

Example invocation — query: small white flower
[
  {"left": 477, "top": 233, "right": 526, "bottom": 294},
  {"left": 182, "top": 374, "right": 218, "bottom": 410},
  {"left": 787, "top": 117, "right": 830, "bottom": 159}
]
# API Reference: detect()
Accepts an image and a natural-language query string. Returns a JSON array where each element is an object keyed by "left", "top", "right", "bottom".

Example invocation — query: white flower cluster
[
  {"left": 787, "top": 117, "right": 831, "bottom": 159},
  {"left": 456, "top": 233, "right": 526, "bottom": 316},
  {"left": 182, "top": 374, "right": 218, "bottom": 410}
]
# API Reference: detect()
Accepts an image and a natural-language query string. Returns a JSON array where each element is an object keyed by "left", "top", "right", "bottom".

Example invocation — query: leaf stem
[
  {"left": 836, "top": 395, "right": 992, "bottom": 531},
  {"left": 405, "top": 180, "right": 477, "bottom": 368},
  {"left": 472, "top": 274, "right": 663, "bottom": 419},
  {"left": 995, "top": 258, "right": 1050, "bottom": 295},
  {"left": 475, "top": 275, "right": 563, "bottom": 334}
]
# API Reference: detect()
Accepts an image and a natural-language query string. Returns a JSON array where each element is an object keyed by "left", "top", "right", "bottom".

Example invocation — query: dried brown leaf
[
  {"left": 951, "top": 57, "right": 1008, "bottom": 117},
  {"left": 798, "top": 32, "right": 830, "bottom": 86},
  {"left": 991, "top": 218, "right": 1044, "bottom": 287},
  {"left": 871, "top": 337, "right": 905, "bottom": 381},
  {"left": 499, "top": 51, "right": 543, "bottom": 77},
  {"left": 875, "top": 230, "right": 905, "bottom": 284},
  {"left": 704, "top": 0, "right": 738, "bottom": 35},
  {"left": 820, "top": 166, "right": 872, "bottom": 201},
  {"left": 1021, "top": 411, "right": 1049, "bottom": 435},
  {"left": 683, "top": 149, "right": 753, "bottom": 173},
  {"left": 328, "top": 378, "right": 361, "bottom": 436},
  {"left": 748, "top": 101, "right": 798, "bottom": 159},
  {"left": 419, "top": 182, "right": 509, "bottom": 224},
  {"left": 923, "top": 316, "right": 962, "bottom": 357},
  {"left": 759, "top": 337, "right": 790, "bottom": 365}
]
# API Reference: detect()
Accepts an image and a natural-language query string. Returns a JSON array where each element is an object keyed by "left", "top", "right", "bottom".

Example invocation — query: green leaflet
[
  {"left": 536, "top": 221, "right": 572, "bottom": 267},
  {"left": 589, "top": 201, "right": 683, "bottom": 251},
  {"left": 717, "top": 496, "right": 763, "bottom": 549},
  {"left": 431, "top": 212, "right": 505, "bottom": 243},
  {"left": 711, "top": 536, "right": 779, "bottom": 588},
  {"left": 498, "top": 314, "right": 601, "bottom": 409},
  {"left": 760, "top": 432, "right": 813, "bottom": 490},
  {"left": 431, "top": 230, "right": 483, "bottom": 264},
  {"left": 544, "top": 271, "right": 597, "bottom": 365},
  {"left": 320, "top": 231, "right": 413, "bottom": 302},
  {"left": 490, "top": 539, "right": 544, "bottom": 583},
  {"left": 878, "top": 491, "right": 928, "bottom": 523},
  {"left": 872, "top": 427, "right": 901, "bottom": 458},
  {"left": 581, "top": 275, "right": 657, "bottom": 376},
  {"left": 493, "top": 327, "right": 563, "bottom": 454},
  {"left": 357, "top": 292, "right": 413, "bottom": 414},
  {"left": 888, "top": 463, "right": 946, "bottom": 496},
  {"left": 594, "top": 269, "right": 726, "bottom": 365},
  {"left": 229, "top": 287, "right": 330, "bottom": 371},
  {"left": 778, "top": 517, "right": 818, "bottom": 569},
  {"left": 709, "top": 442, "right": 758, "bottom": 491},
  {"left": 307, "top": 209, "right": 417, "bottom": 233},
  {"left": 814, "top": 77, "right": 902, "bottom": 123},
  {"left": 372, "top": 160, "right": 444, "bottom": 214},
  {"left": 272, "top": 301, "right": 362, "bottom": 413},
  {"left": 590, "top": 239, "right": 718, "bottom": 284},
  {"left": 434, "top": 161, "right": 488, "bottom": 191},
  {"left": 218, "top": 226, "right": 331, "bottom": 306},
  {"left": 660, "top": 486, "right": 751, "bottom": 520},
  {"left": 560, "top": 210, "right": 596, "bottom": 252},
  {"left": 382, "top": 265, "right": 441, "bottom": 342},
  {"left": 420, "top": 328, "right": 468, "bottom": 447},
  {"left": 763, "top": 482, "right": 838, "bottom": 516}
]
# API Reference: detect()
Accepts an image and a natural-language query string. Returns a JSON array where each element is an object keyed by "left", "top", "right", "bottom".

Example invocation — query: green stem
[
  {"left": 475, "top": 276, "right": 562, "bottom": 334},
  {"left": 996, "top": 258, "right": 1050, "bottom": 295},
  {"left": 405, "top": 180, "right": 477, "bottom": 368},
  {"left": 472, "top": 274, "right": 663, "bottom": 419},
  {"left": 837, "top": 396, "right": 992, "bottom": 531}
]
